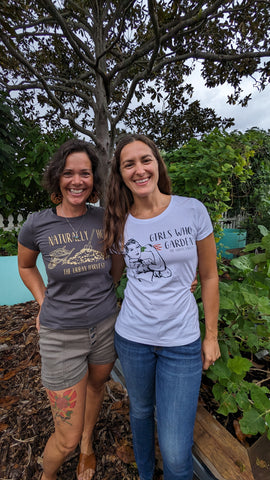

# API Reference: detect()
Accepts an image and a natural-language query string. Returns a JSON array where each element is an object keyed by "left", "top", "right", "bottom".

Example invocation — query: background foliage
[
  {"left": 231, "top": 129, "right": 270, "bottom": 241},
  {"left": 164, "top": 128, "right": 254, "bottom": 236},
  {"left": 198, "top": 226, "right": 270, "bottom": 439},
  {"left": 164, "top": 128, "right": 270, "bottom": 241},
  {"left": 0, "top": 0, "right": 269, "bottom": 176},
  {"left": 0, "top": 93, "right": 74, "bottom": 218}
]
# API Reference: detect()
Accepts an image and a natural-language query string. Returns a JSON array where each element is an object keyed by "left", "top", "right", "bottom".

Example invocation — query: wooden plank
[
  {"left": 248, "top": 433, "right": 270, "bottom": 480},
  {"left": 193, "top": 405, "right": 254, "bottom": 480}
]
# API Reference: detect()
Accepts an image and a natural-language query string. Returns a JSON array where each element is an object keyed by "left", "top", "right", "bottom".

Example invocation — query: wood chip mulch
[
  {"left": 0, "top": 301, "right": 164, "bottom": 480},
  {"left": 3, "top": 300, "right": 264, "bottom": 479}
]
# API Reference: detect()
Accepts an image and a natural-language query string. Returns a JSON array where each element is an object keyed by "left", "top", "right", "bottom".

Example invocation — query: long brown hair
[{"left": 104, "top": 134, "right": 171, "bottom": 253}]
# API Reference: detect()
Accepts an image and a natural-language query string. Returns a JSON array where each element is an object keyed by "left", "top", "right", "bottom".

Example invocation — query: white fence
[
  {"left": 218, "top": 211, "right": 247, "bottom": 229},
  {"left": 0, "top": 213, "right": 25, "bottom": 231},
  {"left": 0, "top": 213, "right": 26, "bottom": 231},
  {"left": 0, "top": 210, "right": 248, "bottom": 232}
]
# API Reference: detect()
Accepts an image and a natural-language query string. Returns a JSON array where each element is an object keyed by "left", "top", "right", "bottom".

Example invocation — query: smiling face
[
  {"left": 59, "top": 151, "right": 93, "bottom": 210},
  {"left": 119, "top": 140, "right": 159, "bottom": 199}
]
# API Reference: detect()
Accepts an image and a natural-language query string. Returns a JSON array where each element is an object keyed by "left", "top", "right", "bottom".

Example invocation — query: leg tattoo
[{"left": 48, "top": 388, "right": 77, "bottom": 425}]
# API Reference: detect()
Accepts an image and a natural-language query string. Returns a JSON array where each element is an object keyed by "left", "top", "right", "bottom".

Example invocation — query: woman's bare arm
[
  {"left": 18, "top": 242, "right": 46, "bottom": 306},
  {"left": 110, "top": 253, "right": 126, "bottom": 284},
  {"left": 197, "top": 233, "right": 221, "bottom": 370}
]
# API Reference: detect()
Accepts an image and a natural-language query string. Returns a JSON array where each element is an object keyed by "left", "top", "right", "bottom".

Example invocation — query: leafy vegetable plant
[{"left": 198, "top": 226, "right": 270, "bottom": 439}]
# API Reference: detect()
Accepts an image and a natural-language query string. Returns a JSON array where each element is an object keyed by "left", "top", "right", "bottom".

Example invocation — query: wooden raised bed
[
  {"left": 193, "top": 405, "right": 270, "bottom": 480},
  {"left": 113, "top": 360, "right": 270, "bottom": 480}
]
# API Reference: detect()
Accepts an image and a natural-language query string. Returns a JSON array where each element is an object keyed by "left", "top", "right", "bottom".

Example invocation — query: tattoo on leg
[{"left": 48, "top": 388, "right": 77, "bottom": 425}]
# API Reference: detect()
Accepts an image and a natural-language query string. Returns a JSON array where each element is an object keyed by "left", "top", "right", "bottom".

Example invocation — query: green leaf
[
  {"left": 219, "top": 342, "right": 230, "bottom": 362},
  {"left": 212, "top": 383, "right": 225, "bottom": 401},
  {"left": 243, "top": 242, "right": 262, "bottom": 252},
  {"left": 258, "top": 225, "right": 269, "bottom": 237},
  {"left": 258, "top": 297, "right": 270, "bottom": 314},
  {"left": 217, "top": 391, "right": 238, "bottom": 416},
  {"left": 227, "top": 357, "right": 252, "bottom": 375},
  {"left": 246, "top": 333, "right": 260, "bottom": 350},
  {"left": 265, "top": 413, "right": 270, "bottom": 429},
  {"left": 252, "top": 253, "right": 267, "bottom": 265},
  {"left": 239, "top": 408, "right": 266, "bottom": 435},
  {"left": 219, "top": 296, "right": 235, "bottom": 310},
  {"left": 211, "top": 358, "right": 232, "bottom": 379},
  {"left": 235, "top": 391, "right": 250, "bottom": 411},
  {"left": 250, "top": 384, "right": 270, "bottom": 413},
  {"left": 230, "top": 255, "right": 254, "bottom": 273},
  {"left": 242, "top": 290, "right": 260, "bottom": 307}
]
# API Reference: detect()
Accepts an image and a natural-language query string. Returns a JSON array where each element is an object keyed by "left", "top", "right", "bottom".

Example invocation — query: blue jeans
[{"left": 114, "top": 333, "right": 202, "bottom": 480}]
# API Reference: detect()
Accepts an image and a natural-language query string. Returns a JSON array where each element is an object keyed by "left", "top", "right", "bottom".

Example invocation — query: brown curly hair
[{"left": 42, "top": 138, "right": 103, "bottom": 203}]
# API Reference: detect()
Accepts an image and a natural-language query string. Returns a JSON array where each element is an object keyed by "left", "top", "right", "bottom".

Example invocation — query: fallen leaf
[
  {"left": 256, "top": 457, "right": 269, "bottom": 469},
  {"left": 0, "top": 422, "right": 9, "bottom": 432},
  {"left": 233, "top": 419, "right": 251, "bottom": 447},
  {"left": 0, "top": 395, "right": 20, "bottom": 407},
  {"left": 116, "top": 444, "right": 136, "bottom": 464}
]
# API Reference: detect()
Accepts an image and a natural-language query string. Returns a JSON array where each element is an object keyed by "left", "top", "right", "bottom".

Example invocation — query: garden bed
[{"left": 0, "top": 301, "right": 269, "bottom": 480}]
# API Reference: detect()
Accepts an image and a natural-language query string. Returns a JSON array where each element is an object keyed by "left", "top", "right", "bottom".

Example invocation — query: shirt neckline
[{"left": 128, "top": 196, "right": 173, "bottom": 222}]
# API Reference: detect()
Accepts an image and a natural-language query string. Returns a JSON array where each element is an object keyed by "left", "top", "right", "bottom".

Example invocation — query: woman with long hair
[{"left": 104, "top": 134, "right": 220, "bottom": 480}]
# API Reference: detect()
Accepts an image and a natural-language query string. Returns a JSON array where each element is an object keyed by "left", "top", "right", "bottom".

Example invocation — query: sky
[{"left": 189, "top": 66, "right": 270, "bottom": 133}]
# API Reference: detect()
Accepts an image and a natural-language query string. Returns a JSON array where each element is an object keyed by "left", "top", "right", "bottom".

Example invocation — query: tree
[
  {"left": 0, "top": 0, "right": 269, "bottom": 178},
  {"left": 124, "top": 100, "right": 234, "bottom": 151},
  {"left": 0, "top": 92, "right": 26, "bottom": 202}
]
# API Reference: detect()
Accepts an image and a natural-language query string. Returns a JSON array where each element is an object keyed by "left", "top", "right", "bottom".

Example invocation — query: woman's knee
[
  {"left": 55, "top": 430, "right": 81, "bottom": 456},
  {"left": 130, "top": 399, "right": 155, "bottom": 419},
  {"left": 161, "top": 440, "right": 192, "bottom": 478},
  {"left": 87, "top": 363, "right": 114, "bottom": 392},
  {"left": 87, "top": 380, "right": 105, "bottom": 396}
]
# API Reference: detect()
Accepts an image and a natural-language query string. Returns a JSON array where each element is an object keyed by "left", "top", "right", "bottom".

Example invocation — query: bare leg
[
  {"left": 77, "top": 362, "right": 114, "bottom": 480},
  {"left": 41, "top": 373, "right": 88, "bottom": 480}
]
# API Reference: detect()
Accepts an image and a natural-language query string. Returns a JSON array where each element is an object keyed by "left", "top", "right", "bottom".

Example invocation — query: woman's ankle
[{"left": 80, "top": 434, "right": 94, "bottom": 455}]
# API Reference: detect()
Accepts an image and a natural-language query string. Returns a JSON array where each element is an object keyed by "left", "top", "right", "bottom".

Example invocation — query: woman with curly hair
[{"left": 18, "top": 138, "right": 119, "bottom": 480}]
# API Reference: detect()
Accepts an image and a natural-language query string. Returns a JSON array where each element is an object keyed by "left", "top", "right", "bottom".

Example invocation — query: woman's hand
[
  {"left": 190, "top": 276, "right": 198, "bottom": 293},
  {"left": 201, "top": 336, "right": 221, "bottom": 370},
  {"left": 36, "top": 311, "right": 41, "bottom": 331}
]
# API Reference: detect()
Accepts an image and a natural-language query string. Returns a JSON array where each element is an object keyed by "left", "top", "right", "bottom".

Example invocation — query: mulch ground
[
  {"left": 0, "top": 301, "right": 163, "bottom": 480},
  {"left": 1, "top": 301, "right": 267, "bottom": 479}
]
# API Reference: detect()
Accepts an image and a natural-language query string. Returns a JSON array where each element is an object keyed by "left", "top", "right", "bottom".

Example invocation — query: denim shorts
[{"left": 39, "top": 312, "right": 117, "bottom": 391}]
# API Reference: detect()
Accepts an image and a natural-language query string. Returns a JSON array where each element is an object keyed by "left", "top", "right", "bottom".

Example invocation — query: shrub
[{"left": 197, "top": 226, "right": 270, "bottom": 439}]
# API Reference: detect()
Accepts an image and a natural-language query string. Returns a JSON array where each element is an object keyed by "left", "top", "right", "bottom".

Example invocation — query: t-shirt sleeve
[
  {"left": 195, "top": 200, "right": 213, "bottom": 241},
  {"left": 18, "top": 213, "right": 40, "bottom": 251}
]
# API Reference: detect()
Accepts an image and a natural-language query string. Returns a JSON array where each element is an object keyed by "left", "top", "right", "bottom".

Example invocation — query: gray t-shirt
[{"left": 19, "top": 206, "right": 117, "bottom": 329}]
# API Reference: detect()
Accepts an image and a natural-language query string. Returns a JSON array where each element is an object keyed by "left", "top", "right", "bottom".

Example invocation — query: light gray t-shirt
[
  {"left": 18, "top": 207, "right": 117, "bottom": 329},
  {"left": 115, "top": 195, "right": 213, "bottom": 346}
]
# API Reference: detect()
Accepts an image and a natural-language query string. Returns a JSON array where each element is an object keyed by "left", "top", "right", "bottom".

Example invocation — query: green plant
[
  {"left": 0, "top": 92, "right": 75, "bottom": 217},
  {"left": 198, "top": 226, "right": 270, "bottom": 439},
  {"left": 115, "top": 270, "right": 128, "bottom": 303},
  {"left": 165, "top": 129, "right": 254, "bottom": 237},
  {"left": 229, "top": 129, "right": 270, "bottom": 243},
  {"left": 0, "top": 228, "right": 19, "bottom": 256}
]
